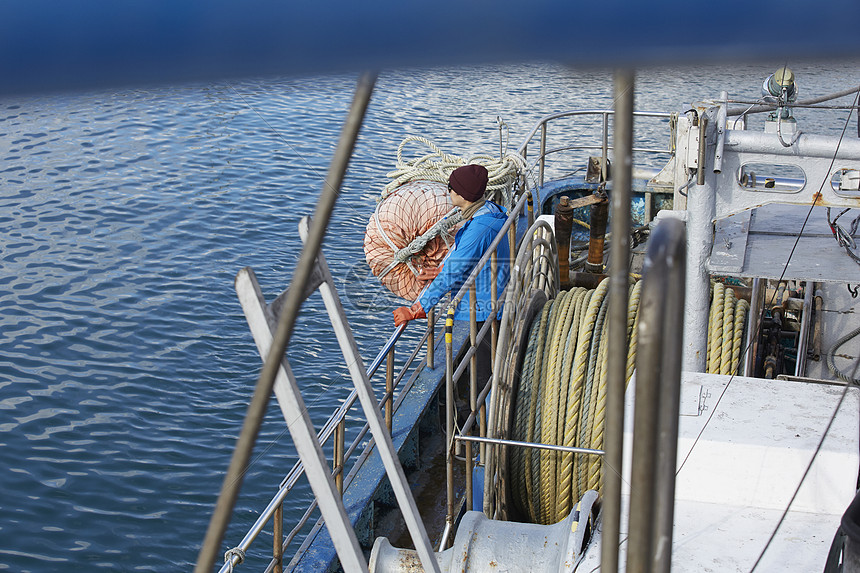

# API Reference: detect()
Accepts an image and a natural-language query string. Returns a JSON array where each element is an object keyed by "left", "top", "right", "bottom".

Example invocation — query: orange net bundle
[{"left": 364, "top": 180, "right": 461, "bottom": 300}]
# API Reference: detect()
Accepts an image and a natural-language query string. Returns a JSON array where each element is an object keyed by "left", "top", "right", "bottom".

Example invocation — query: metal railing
[
  {"left": 218, "top": 323, "right": 410, "bottom": 572},
  {"left": 218, "top": 106, "right": 673, "bottom": 571},
  {"left": 514, "top": 109, "right": 676, "bottom": 189},
  {"left": 219, "top": 192, "right": 530, "bottom": 573}
]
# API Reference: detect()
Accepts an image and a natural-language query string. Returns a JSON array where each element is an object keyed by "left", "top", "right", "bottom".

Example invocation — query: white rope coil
[{"left": 379, "top": 136, "right": 526, "bottom": 208}]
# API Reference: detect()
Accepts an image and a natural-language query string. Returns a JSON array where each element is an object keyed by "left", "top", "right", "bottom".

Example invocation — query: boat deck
[{"left": 578, "top": 370, "right": 859, "bottom": 571}]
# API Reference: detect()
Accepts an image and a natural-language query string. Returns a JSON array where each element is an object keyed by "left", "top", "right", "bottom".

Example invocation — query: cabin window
[{"left": 737, "top": 162, "right": 806, "bottom": 193}]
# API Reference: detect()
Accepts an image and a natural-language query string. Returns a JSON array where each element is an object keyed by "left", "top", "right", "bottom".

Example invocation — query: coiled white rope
[
  {"left": 372, "top": 136, "right": 526, "bottom": 280},
  {"left": 379, "top": 136, "right": 526, "bottom": 208}
]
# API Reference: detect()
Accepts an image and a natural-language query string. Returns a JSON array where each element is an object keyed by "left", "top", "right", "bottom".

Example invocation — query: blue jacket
[{"left": 418, "top": 201, "right": 510, "bottom": 321}]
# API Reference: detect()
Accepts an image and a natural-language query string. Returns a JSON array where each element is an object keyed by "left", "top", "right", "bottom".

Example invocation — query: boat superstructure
[{"left": 202, "top": 69, "right": 860, "bottom": 573}]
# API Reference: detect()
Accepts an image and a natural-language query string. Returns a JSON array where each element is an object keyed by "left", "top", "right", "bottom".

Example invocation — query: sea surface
[{"left": 1, "top": 61, "right": 858, "bottom": 571}]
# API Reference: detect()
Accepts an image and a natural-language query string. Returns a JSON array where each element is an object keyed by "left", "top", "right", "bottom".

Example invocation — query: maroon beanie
[{"left": 449, "top": 164, "right": 488, "bottom": 202}]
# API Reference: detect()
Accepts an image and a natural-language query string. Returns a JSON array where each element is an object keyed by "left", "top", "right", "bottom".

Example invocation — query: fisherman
[{"left": 392, "top": 163, "right": 510, "bottom": 386}]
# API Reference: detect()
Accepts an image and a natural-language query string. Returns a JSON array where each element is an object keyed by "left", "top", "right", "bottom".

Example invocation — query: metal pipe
[
  {"left": 469, "top": 282, "right": 478, "bottom": 431},
  {"left": 651, "top": 220, "right": 686, "bottom": 573},
  {"left": 385, "top": 345, "right": 394, "bottom": 432},
  {"left": 626, "top": 218, "right": 686, "bottom": 573},
  {"left": 602, "top": 111, "right": 610, "bottom": 181},
  {"left": 273, "top": 503, "right": 284, "bottom": 573},
  {"left": 745, "top": 278, "right": 764, "bottom": 377},
  {"left": 602, "top": 68, "right": 634, "bottom": 573},
  {"left": 489, "top": 249, "right": 498, "bottom": 447},
  {"left": 335, "top": 420, "right": 345, "bottom": 496},
  {"left": 456, "top": 434, "right": 605, "bottom": 456},
  {"left": 555, "top": 196, "right": 573, "bottom": 288},
  {"left": 427, "top": 308, "right": 435, "bottom": 369},
  {"left": 586, "top": 195, "right": 609, "bottom": 273},
  {"left": 195, "top": 71, "right": 376, "bottom": 573},
  {"left": 724, "top": 129, "right": 860, "bottom": 160},
  {"left": 683, "top": 109, "right": 716, "bottom": 372},
  {"left": 465, "top": 438, "right": 474, "bottom": 512},
  {"left": 466, "top": 282, "right": 477, "bottom": 510},
  {"left": 444, "top": 308, "right": 455, "bottom": 550},
  {"left": 714, "top": 91, "right": 727, "bottom": 173},
  {"left": 795, "top": 281, "right": 815, "bottom": 376},
  {"left": 696, "top": 116, "right": 708, "bottom": 185},
  {"left": 539, "top": 122, "right": 548, "bottom": 187}
]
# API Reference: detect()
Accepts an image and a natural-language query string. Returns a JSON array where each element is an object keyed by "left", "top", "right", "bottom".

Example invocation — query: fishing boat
[
  {"left": 204, "top": 68, "right": 860, "bottom": 572},
  {"left": 2, "top": 1, "right": 860, "bottom": 571}
]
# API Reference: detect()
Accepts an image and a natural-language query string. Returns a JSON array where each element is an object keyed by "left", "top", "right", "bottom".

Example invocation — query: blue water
[{"left": 1, "top": 62, "right": 858, "bottom": 571}]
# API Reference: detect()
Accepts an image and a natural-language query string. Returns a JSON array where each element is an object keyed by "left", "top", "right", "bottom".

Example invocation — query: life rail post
[
  {"left": 539, "top": 122, "right": 548, "bottom": 186},
  {"left": 442, "top": 308, "right": 455, "bottom": 550},
  {"left": 273, "top": 504, "right": 283, "bottom": 573},
  {"left": 427, "top": 307, "right": 435, "bottom": 369},
  {"left": 385, "top": 345, "right": 394, "bottom": 432},
  {"left": 334, "top": 420, "right": 345, "bottom": 495},
  {"left": 602, "top": 69, "right": 634, "bottom": 573},
  {"left": 625, "top": 217, "right": 686, "bottom": 573}
]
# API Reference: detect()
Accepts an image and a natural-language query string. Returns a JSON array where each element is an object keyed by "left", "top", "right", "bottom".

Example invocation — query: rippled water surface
[{"left": 1, "top": 61, "right": 858, "bottom": 571}]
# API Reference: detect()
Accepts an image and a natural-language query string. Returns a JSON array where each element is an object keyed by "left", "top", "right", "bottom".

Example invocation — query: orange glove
[
  {"left": 393, "top": 302, "right": 426, "bottom": 327},
  {"left": 416, "top": 265, "right": 442, "bottom": 281}
]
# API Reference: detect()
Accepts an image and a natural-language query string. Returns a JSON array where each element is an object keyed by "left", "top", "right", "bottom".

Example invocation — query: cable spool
[
  {"left": 500, "top": 277, "right": 642, "bottom": 525},
  {"left": 705, "top": 282, "right": 750, "bottom": 375}
]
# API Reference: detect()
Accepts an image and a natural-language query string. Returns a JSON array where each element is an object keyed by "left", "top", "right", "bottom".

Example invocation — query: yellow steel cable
[
  {"left": 567, "top": 278, "right": 609, "bottom": 505},
  {"left": 511, "top": 310, "right": 543, "bottom": 519},
  {"left": 589, "top": 281, "right": 641, "bottom": 492},
  {"left": 579, "top": 292, "right": 609, "bottom": 498},
  {"left": 508, "top": 277, "right": 648, "bottom": 524},
  {"left": 554, "top": 288, "right": 589, "bottom": 519},
  {"left": 541, "top": 289, "right": 581, "bottom": 522},
  {"left": 708, "top": 282, "right": 725, "bottom": 374},
  {"left": 536, "top": 295, "right": 572, "bottom": 523},
  {"left": 550, "top": 290, "right": 583, "bottom": 448},
  {"left": 731, "top": 299, "right": 750, "bottom": 374},
  {"left": 627, "top": 279, "right": 642, "bottom": 343},
  {"left": 525, "top": 303, "right": 552, "bottom": 522},
  {"left": 706, "top": 285, "right": 714, "bottom": 367},
  {"left": 532, "top": 298, "right": 562, "bottom": 522},
  {"left": 538, "top": 291, "right": 574, "bottom": 522},
  {"left": 720, "top": 288, "right": 737, "bottom": 375},
  {"left": 625, "top": 282, "right": 643, "bottom": 385},
  {"left": 586, "top": 314, "right": 611, "bottom": 493}
]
